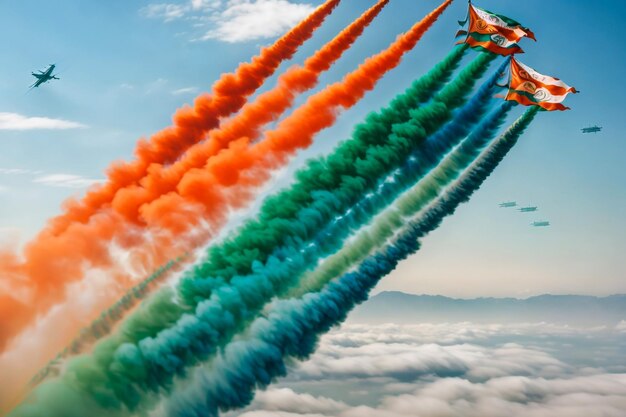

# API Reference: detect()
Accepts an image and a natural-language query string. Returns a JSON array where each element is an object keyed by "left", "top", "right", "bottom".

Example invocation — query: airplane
[
  {"left": 499, "top": 201, "right": 517, "bottom": 208},
  {"left": 531, "top": 221, "right": 550, "bottom": 227},
  {"left": 30, "top": 64, "right": 60, "bottom": 89},
  {"left": 581, "top": 125, "right": 602, "bottom": 134},
  {"left": 518, "top": 206, "right": 538, "bottom": 212}
]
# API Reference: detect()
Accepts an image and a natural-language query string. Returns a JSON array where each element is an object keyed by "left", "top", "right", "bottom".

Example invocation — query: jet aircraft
[
  {"left": 499, "top": 201, "right": 517, "bottom": 208},
  {"left": 531, "top": 221, "right": 550, "bottom": 227},
  {"left": 518, "top": 206, "right": 538, "bottom": 212},
  {"left": 581, "top": 125, "right": 602, "bottom": 134},
  {"left": 30, "top": 64, "right": 60, "bottom": 89}
]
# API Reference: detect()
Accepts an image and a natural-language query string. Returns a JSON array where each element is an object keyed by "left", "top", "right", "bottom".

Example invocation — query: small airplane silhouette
[
  {"left": 499, "top": 201, "right": 517, "bottom": 208},
  {"left": 30, "top": 64, "right": 60, "bottom": 89},
  {"left": 581, "top": 125, "right": 602, "bottom": 134},
  {"left": 518, "top": 206, "right": 538, "bottom": 212},
  {"left": 531, "top": 220, "right": 550, "bottom": 227}
]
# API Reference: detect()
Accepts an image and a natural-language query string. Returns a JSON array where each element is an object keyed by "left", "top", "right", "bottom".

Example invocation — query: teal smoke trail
[
  {"left": 164, "top": 107, "right": 541, "bottom": 417},
  {"left": 7, "top": 47, "right": 475, "bottom": 417}
]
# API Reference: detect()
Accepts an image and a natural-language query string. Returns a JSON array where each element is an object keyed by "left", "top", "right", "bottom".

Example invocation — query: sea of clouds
[{"left": 225, "top": 321, "right": 626, "bottom": 417}]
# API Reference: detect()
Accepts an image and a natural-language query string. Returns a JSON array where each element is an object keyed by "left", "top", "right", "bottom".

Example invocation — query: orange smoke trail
[
  {"left": 31, "top": 0, "right": 393, "bottom": 354},
  {"left": 0, "top": 1, "right": 341, "bottom": 351},
  {"left": 47, "top": 0, "right": 340, "bottom": 237},
  {"left": 110, "top": 0, "right": 391, "bottom": 225},
  {"left": 0, "top": 3, "right": 451, "bottom": 406},
  {"left": 146, "top": 0, "right": 453, "bottom": 236},
  {"left": 0, "top": 0, "right": 396, "bottom": 354},
  {"left": 0, "top": 0, "right": 450, "bottom": 360}
]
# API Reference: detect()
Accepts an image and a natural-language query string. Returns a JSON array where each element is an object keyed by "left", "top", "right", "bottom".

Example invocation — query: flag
[
  {"left": 470, "top": 4, "right": 535, "bottom": 41},
  {"left": 505, "top": 57, "right": 577, "bottom": 111},
  {"left": 458, "top": 3, "right": 535, "bottom": 56}
]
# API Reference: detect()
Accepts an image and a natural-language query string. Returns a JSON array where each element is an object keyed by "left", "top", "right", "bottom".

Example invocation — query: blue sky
[{"left": 0, "top": 0, "right": 624, "bottom": 297}]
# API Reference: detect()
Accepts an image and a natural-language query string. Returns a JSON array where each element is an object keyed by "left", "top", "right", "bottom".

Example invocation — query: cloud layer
[
  {"left": 0, "top": 168, "right": 103, "bottom": 189},
  {"left": 238, "top": 375, "right": 626, "bottom": 417},
  {"left": 203, "top": 0, "right": 315, "bottom": 42},
  {"left": 0, "top": 112, "right": 86, "bottom": 130},
  {"left": 32, "top": 174, "right": 103, "bottom": 188},
  {"left": 141, "top": 0, "right": 315, "bottom": 42},
  {"left": 222, "top": 322, "right": 626, "bottom": 417}
]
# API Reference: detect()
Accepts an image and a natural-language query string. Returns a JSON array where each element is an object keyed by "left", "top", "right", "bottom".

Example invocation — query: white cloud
[
  {"left": 140, "top": 3, "right": 189, "bottom": 21},
  {"left": 171, "top": 86, "right": 199, "bottom": 95},
  {"left": 140, "top": 0, "right": 220, "bottom": 22},
  {"left": 0, "top": 112, "right": 86, "bottom": 130},
  {"left": 0, "top": 168, "right": 41, "bottom": 175},
  {"left": 202, "top": 0, "right": 315, "bottom": 43},
  {"left": 295, "top": 341, "right": 568, "bottom": 383},
  {"left": 146, "top": 78, "right": 169, "bottom": 94},
  {"left": 340, "top": 374, "right": 626, "bottom": 417},
  {"left": 140, "top": 0, "right": 315, "bottom": 43},
  {"left": 0, "top": 167, "right": 100, "bottom": 190},
  {"left": 326, "top": 322, "right": 606, "bottom": 348},
  {"left": 33, "top": 174, "right": 103, "bottom": 188},
  {"left": 191, "top": 0, "right": 219, "bottom": 10},
  {"left": 225, "top": 323, "right": 626, "bottom": 417},
  {"left": 236, "top": 374, "right": 626, "bottom": 417},
  {"left": 239, "top": 412, "right": 331, "bottom": 417},
  {"left": 251, "top": 388, "right": 349, "bottom": 415}
]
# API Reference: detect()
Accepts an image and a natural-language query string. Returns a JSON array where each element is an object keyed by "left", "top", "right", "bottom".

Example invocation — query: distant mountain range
[{"left": 348, "top": 292, "right": 626, "bottom": 326}]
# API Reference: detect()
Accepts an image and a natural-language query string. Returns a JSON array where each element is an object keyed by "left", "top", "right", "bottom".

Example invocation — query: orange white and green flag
[
  {"left": 505, "top": 57, "right": 577, "bottom": 111},
  {"left": 457, "top": 3, "right": 535, "bottom": 56}
]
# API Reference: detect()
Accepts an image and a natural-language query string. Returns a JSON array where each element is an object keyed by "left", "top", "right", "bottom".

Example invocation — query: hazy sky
[{"left": 0, "top": 0, "right": 624, "bottom": 298}]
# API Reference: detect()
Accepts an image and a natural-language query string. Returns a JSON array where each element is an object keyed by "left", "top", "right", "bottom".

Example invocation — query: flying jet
[
  {"left": 518, "top": 206, "right": 538, "bottom": 212},
  {"left": 531, "top": 221, "right": 550, "bottom": 227},
  {"left": 499, "top": 201, "right": 517, "bottom": 208},
  {"left": 30, "top": 64, "right": 60, "bottom": 89},
  {"left": 581, "top": 125, "right": 602, "bottom": 134}
]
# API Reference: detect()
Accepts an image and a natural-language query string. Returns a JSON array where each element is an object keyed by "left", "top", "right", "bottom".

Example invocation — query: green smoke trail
[
  {"left": 179, "top": 46, "right": 480, "bottom": 300},
  {"left": 294, "top": 101, "right": 518, "bottom": 295},
  {"left": 160, "top": 107, "right": 541, "bottom": 417},
  {"left": 175, "top": 51, "right": 496, "bottom": 307},
  {"left": 297, "top": 59, "right": 510, "bottom": 279}
]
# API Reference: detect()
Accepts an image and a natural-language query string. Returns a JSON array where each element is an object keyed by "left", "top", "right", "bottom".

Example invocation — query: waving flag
[
  {"left": 505, "top": 57, "right": 577, "bottom": 111},
  {"left": 458, "top": 3, "right": 534, "bottom": 56}
]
